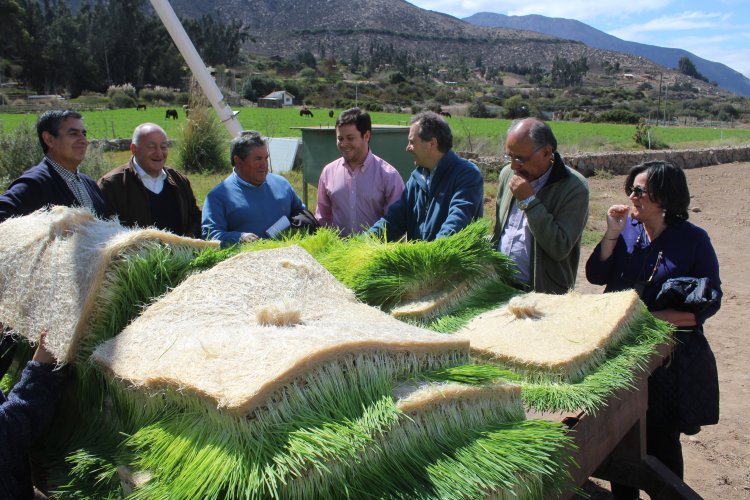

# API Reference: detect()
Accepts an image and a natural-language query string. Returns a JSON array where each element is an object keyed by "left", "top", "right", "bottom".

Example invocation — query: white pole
[{"left": 149, "top": 0, "right": 243, "bottom": 137}]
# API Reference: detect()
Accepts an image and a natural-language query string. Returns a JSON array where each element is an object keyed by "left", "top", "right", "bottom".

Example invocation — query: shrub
[
  {"left": 633, "top": 119, "right": 669, "bottom": 149},
  {"left": 140, "top": 86, "right": 178, "bottom": 103},
  {"left": 106, "top": 83, "right": 136, "bottom": 99},
  {"left": 0, "top": 121, "right": 42, "bottom": 189},
  {"left": 596, "top": 108, "right": 641, "bottom": 124},
  {"left": 177, "top": 81, "right": 229, "bottom": 174},
  {"left": 108, "top": 91, "right": 137, "bottom": 109},
  {"left": 468, "top": 99, "right": 494, "bottom": 118},
  {"left": 361, "top": 101, "right": 383, "bottom": 112},
  {"left": 501, "top": 95, "right": 528, "bottom": 119}
]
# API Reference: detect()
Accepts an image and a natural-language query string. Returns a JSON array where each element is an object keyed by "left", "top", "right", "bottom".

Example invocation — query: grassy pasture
[{"left": 2, "top": 107, "right": 749, "bottom": 153}]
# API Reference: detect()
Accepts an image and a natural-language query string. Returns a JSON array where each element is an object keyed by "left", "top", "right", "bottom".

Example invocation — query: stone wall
[
  {"left": 463, "top": 146, "right": 750, "bottom": 179},
  {"left": 90, "top": 139, "right": 175, "bottom": 151}
]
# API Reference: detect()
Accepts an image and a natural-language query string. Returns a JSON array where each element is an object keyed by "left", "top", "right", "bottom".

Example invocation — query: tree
[
  {"left": 468, "top": 99, "right": 493, "bottom": 118},
  {"left": 241, "top": 75, "right": 280, "bottom": 101},
  {"left": 550, "top": 57, "right": 589, "bottom": 88},
  {"left": 502, "top": 95, "right": 529, "bottom": 119},
  {"left": 677, "top": 56, "right": 708, "bottom": 82}
]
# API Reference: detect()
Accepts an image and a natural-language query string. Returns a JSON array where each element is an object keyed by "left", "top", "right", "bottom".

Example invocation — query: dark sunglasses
[{"left": 626, "top": 185, "right": 649, "bottom": 198}]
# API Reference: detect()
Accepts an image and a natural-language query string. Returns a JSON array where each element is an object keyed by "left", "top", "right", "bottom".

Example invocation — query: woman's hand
[
  {"left": 605, "top": 204, "right": 630, "bottom": 239},
  {"left": 597, "top": 204, "right": 629, "bottom": 261},
  {"left": 32, "top": 331, "right": 57, "bottom": 365}
]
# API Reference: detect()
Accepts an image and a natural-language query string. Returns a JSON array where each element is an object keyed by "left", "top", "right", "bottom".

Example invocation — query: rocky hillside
[
  {"left": 464, "top": 12, "right": 750, "bottom": 97},
  {"left": 161, "top": 0, "right": 673, "bottom": 80}
]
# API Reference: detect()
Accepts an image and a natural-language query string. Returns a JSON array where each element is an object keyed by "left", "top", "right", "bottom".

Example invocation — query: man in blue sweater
[
  {"left": 369, "top": 111, "right": 484, "bottom": 241},
  {"left": 0, "top": 332, "right": 68, "bottom": 498},
  {"left": 201, "top": 131, "right": 305, "bottom": 246}
]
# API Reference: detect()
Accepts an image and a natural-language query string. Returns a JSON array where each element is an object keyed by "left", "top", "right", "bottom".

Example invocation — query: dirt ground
[{"left": 573, "top": 161, "right": 750, "bottom": 498}]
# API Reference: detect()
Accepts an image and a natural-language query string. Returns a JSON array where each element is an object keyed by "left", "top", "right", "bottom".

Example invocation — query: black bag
[
  {"left": 653, "top": 277, "right": 719, "bottom": 314},
  {"left": 289, "top": 208, "right": 321, "bottom": 234}
]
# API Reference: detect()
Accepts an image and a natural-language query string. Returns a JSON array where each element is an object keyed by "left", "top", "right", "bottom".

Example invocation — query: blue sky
[{"left": 408, "top": 0, "right": 750, "bottom": 79}]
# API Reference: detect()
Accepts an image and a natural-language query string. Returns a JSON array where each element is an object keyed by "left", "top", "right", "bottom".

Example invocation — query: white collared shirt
[{"left": 133, "top": 159, "right": 167, "bottom": 194}]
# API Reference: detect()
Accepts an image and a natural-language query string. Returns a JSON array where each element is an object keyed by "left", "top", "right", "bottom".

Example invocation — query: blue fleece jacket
[{"left": 370, "top": 150, "right": 484, "bottom": 241}]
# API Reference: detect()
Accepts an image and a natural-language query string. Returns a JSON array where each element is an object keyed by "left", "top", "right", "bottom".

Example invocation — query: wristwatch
[{"left": 518, "top": 195, "right": 537, "bottom": 211}]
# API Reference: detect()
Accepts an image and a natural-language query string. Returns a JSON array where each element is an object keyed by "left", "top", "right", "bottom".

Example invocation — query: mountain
[
  {"left": 157, "top": 0, "right": 671, "bottom": 79},
  {"left": 464, "top": 12, "right": 750, "bottom": 97}
]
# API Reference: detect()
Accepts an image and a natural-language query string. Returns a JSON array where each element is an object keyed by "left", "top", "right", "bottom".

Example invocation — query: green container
[{"left": 296, "top": 125, "right": 413, "bottom": 205}]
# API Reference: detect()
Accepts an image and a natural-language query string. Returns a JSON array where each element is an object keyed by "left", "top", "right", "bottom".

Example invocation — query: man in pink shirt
[{"left": 316, "top": 108, "right": 405, "bottom": 235}]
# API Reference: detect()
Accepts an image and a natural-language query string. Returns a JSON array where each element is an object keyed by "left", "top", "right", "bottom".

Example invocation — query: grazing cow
[
  {"left": 182, "top": 104, "right": 190, "bottom": 117},
  {"left": 328, "top": 109, "right": 334, "bottom": 118},
  {"left": 300, "top": 108, "right": 314, "bottom": 118},
  {"left": 136, "top": 104, "right": 147, "bottom": 111},
  {"left": 165, "top": 109, "right": 178, "bottom": 120},
  {"left": 439, "top": 111, "right": 452, "bottom": 118}
]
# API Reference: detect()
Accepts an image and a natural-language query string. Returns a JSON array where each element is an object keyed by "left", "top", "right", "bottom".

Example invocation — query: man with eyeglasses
[
  {"left": 0, "top": 109, "right": 109, "bottom": 223},
  {"left": 492, "top": 118, "right": 589, "bottom": 293},
  {"left": 98, "top": 123, "right": 202, "bottom": 238}
]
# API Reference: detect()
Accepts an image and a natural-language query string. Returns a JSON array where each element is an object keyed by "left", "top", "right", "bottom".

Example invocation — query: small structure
[{"left": 259, "top": 90, "right": 295, "bottom": 108}]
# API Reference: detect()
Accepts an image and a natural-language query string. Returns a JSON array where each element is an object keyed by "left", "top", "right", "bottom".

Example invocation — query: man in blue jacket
[
  {"left": 369, "top": 111, "right": 483, "bottom": 241},
  {"left": 0, "top": 109, "right": 109, "bottom": 223}
]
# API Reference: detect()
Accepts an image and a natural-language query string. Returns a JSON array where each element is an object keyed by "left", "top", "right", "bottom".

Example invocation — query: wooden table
[{"left": 530, "top": 343, "right": 703, "bottom": 499}]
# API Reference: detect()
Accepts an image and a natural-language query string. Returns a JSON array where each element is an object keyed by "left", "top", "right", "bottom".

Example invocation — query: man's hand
[
  {"left": 240, "top": 232, "right": 259, "bottom": 243},
  {"left": 32, "top": 331, "right": 57, "bottom": 365},
  {"left": 509, "top": 174, "right": 534, "bottom": 201}
]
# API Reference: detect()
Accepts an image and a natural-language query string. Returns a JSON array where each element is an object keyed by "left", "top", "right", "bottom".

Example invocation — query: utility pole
[
  {"left": 149, "top": 0, "right": 243, "bottom": 137},
  {"left": 656, "top": 72, "right": 662, "bottom": 127}
]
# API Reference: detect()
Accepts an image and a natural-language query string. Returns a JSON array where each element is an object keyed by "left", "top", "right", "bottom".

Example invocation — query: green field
[{"left": 2, "top": 107, "right": 749, "bottom": 155}]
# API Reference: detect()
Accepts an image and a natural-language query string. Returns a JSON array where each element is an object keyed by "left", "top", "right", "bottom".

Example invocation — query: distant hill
[
  {"left": 464, "top": 12, "right": 750, "bottom": 97},
  {"left": 61, "top": 0, "right": 724, "bottom": 99},
  {"left": 158, "top": 1, "right": 680, "bottom": 82}
]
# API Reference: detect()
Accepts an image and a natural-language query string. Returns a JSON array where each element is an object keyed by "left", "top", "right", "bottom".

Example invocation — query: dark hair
[
  {"left": 508, "top": 118, "right": 557, "bottom": 152},
  {"left": 411, "top": 111, "right": 452, "bottom": 152},
  {"left": 36, "top": 109, "right": 83, "bottom": 154},
  {"left": 625, "top": 160, "right": 690, "bottom": 224},
  {"left": 336, "top": 107, "right": 371, "bottom": 136},
  {"left": 230, "top": 131, "right": 266, "bottom": 166}
]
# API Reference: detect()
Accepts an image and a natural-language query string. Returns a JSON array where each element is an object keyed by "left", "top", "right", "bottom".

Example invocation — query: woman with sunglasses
[{"left": 585, "top": 160, "right": 722, "bottom": 498}]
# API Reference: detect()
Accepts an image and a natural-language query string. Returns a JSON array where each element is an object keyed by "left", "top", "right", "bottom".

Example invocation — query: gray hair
[
  {"left": 230, "top": 131, "right": 267, "bottom": 166},
  {"left": 411, "top": 111, "right": 453, "bottom": 152},
  {"left": 132, "top": 123, "right": 167, "bottom": 146},
  {"left": 508, "top": 118, "right": 557, "bottom": 152}
]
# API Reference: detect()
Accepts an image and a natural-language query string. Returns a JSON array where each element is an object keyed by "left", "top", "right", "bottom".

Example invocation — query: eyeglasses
[
  {"left": 503, "top": 145, "right": 544, "bottom": 166},
  {"left": 626, "top": 185, "right": 649, "bottom": 198}
]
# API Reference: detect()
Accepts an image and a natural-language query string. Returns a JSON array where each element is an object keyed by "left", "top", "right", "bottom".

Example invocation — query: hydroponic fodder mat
[
  {"left": 446, "top": 290, "right": 674, "bottom": 414},
  {"left": 0, "top": 206, "right": 217, "bottom": 362},
  {"left": 92, "top": 247, "right": 469, "bottom": 415},
  {"left": 81, "top": 246, "right": 572, "bottom": 498},
  {"left": 459, "top": 291, "right": 642, "bottom": 383},
  {"left": 0, "top": 215, "right": 674, "bottom": 498}
]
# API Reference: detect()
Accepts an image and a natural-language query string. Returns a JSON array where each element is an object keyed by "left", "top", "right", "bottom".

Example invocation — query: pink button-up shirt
[{"left": 316, "top": 150, "right": 405, "bottom": 235}]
